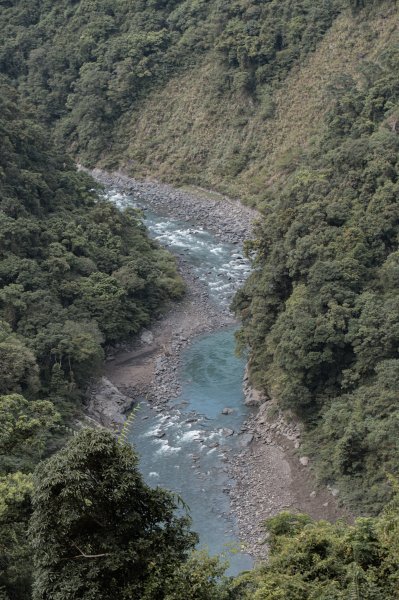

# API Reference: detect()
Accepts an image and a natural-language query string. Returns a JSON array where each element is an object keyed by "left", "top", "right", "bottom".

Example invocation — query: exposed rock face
[
  {"left": 244, "top": 387, "right": 266, "bottom": 407},
  {"left": 243, "top": 366, "right": 267, "bottom": 406},
  {"left": 87, "top": 377, "right": 135, "bottom": 429}
]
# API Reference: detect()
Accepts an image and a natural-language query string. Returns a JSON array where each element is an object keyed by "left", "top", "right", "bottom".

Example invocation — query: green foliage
[
  {"left": 0, "top": 76, "right": 183, "bottom": 407},
  {"left": 1, "top": 0, "right": 399, "bottom": 597},
  {"left": 0, "top": 393, "right": 57, "bottom": 599},
  {"left": 216, "top": 0, "right": 340, "bottom": 86},
  {"left": 0, "top": 322, "right": 39, "bottom": 396},
  {"left": 234, "top": 44, "right": 399, "bottom": 513},
  {"left": 0, "top": 473, "right": 33, "bottom": 600},
  {"left": 0, "top": 0, "right": 342, "bottom": 165},
  {"left": 159, "top": 551, "right": 231, "bottom": 600},
  {"left": 230, "top": 492, "right": 399, "bottom": 599},
  {"left": 0, "top": 77, "right": 184, "bottom": 598},
  {"left": 0, "top": 394, "right": 58, "bottom": 474},
  {"left": 30, "top": 428, "right": 198, "bottom": 600},
  {"left": 0, "top": 361, "right": 58, "bottom": 598}
]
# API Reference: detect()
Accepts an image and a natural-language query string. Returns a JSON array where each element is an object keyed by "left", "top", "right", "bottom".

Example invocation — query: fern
[
  {"left": 173, "top": 492, "right": 191, "bottom": 515},
  {"left": 348, "top": 549, "right": 361, "bottom": 600},
  {"left": 118, "top": 403, "right": 141, "bottom": 445}
]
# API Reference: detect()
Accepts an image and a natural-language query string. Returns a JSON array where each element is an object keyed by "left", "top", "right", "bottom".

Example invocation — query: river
[{"left": 107, "top": 186, "right": 254, "bottom": 574}]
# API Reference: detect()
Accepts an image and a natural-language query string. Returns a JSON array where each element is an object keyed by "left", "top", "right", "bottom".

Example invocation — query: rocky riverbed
[
  {"left": 86, "top": 169, "right": 348, "bottom": 561},
  {"left": 90, "top": 168, "right": 256, "bottom": 244},
  {"left": 100, "top": 255, "right": 234, "bottom": 410}
]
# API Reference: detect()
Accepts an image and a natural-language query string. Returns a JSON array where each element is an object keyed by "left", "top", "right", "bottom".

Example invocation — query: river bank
[
  {"left": 91, "top": 168, "right": 256, "bottom": 244},
  {"left": 87, "top": 170, "right": 347, "bottom": 561}
]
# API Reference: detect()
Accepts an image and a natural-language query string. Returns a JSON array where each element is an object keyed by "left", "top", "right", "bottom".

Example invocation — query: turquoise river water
[{"left": 109, "top": 188, "right": 254, "bottom": 574}]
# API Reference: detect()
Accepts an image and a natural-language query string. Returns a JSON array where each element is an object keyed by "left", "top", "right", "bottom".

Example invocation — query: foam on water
[
  {"left": 155, "top": 440, "right": 182, "bottom": 455},
  {"left": 178, "top": 430, "right": 203, "bottom": 443},
  {"left": 142, "top": 425, "right": 163, "bottom": 438},
  {"left": 129, "top": 329, "right": 253, "bottom": 575},
  {"left": 107, "top": 188, "right": 251, "bottom": 308},
  {"left": 108, "top": 186, "right": 254, "bottom": 574}
]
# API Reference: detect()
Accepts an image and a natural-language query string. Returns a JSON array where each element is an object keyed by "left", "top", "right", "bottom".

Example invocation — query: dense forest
[
  {"left": 1, "top": 0, "right": 399, "bottom": 597},
  {"left": 0, "top": 75, "right": 184, "bottom": 402},
  {"left": 0, "top": 0, "right": 342, "bottom": 166},
  {"left": 0, "top": 77, "right": 185, "bottom": 598},
  {"left": 1, "top": 0, "right": 396, "bottom": 513},
  {"left": 233, "top": 43, "right": 399, "bottom": 512}
]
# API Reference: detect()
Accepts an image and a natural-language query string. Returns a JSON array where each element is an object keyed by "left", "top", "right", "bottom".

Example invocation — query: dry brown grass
[{"left": 105, "top": 4, "right": 398, "bottom": 206}]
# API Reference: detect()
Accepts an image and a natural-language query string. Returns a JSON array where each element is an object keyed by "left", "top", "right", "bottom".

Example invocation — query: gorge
[
  {"left": 89, "top": 172, "right": 346, "bottom": 571},
  {"left": 1, "top": 0, "right": 399, "bottom": 597}
]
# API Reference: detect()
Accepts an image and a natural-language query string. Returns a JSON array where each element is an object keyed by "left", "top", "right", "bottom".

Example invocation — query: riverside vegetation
[
  {"left": 0, "top": 79, "right": 187, "bottom": 598},
  {"left": 1, "top": 0, "right": 399, "bottom": 598}
]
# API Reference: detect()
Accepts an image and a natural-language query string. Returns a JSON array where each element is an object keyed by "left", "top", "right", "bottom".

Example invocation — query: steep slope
[
  {"left": 0, "top": 0, "right": 343, "bottom": 182},
  {"left": 118, "top": 1, "right": 399, "bottom": 513},
  {"left": 112, "top": 5, "right": 398, "bottom": 204},
  {"left": 0, "top": 77, "right": 185, "bottom": 598},
  {"left": 1, "top": 0, "right": 398, "bottom": 514},
  {"left": 0, "top": 76, "right": 183, "bottom": 396},
  {"left": 1, "top": 0, "right": 396, "bottom": 205}
]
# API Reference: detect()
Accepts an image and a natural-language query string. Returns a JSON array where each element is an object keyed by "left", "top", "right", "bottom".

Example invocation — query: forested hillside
[
  {"left": 0, "top": 77, "right": 184, "bottom": 598},
  {"left": 0, "top": 74, "right": 184, "bottom": 405},
  {"left": 0, "top": 0, "right": 342, "bottom": 170},
  {"left": 1, "top": 0, "right": 397, "bottom": 201},
  {"left": 1, "top": 0, "right": 397, "bottom": 513},
  {"left": 1, "top": 0, "right": 399, "bottom": 597},
  {"left": 233, "top": 40, "right": 399, "bottom": 513}
]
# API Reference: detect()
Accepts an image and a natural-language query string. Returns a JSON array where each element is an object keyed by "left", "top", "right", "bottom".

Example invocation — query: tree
[
  {"left": 30, "top": 428, "right": 198, "bottom": 600},
  {"left": 0, "top": 393, "right": 58, "bottom": 600},
  {"left": 158, "top": 551, "right": 230, "bottom": 600},
  {"left": 0, "top": 321, "right": 39, "bottom": 396},
  {"left": 0, "top": 473, "right": 33, "bottom": 600},
  {"left": 0, "top": 394, "right": 58, "bottom": 474},
  {"left": 230, "top": 495, "right": 399, "bottom": 599}
]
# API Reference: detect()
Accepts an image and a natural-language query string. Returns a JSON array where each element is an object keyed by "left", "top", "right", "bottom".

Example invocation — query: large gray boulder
[{"left": 87, "top": 377, "right": 135, "bottom": 429}]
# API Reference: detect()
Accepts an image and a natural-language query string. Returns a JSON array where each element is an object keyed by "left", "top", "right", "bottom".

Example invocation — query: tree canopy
[
  {"left": 0, "top": 76, "right": 184, "bottom": 411},
  {"left": 231, "top": 486, "right": 399, "bottom": 598},
  {"left": 233, "top": 41, "right": 399, "bottom": 513},
  {"left": 1, "top": 0, "right": 399, "bottom": 597},
  {"left": 0, "top": 0, "right": 344, "bottom": 165},
  {"left": 30, "top": 428, "right": 198, "bottom": 600},
  {"left": 0, "top": 77, "right": 184, "bottom": 599}
]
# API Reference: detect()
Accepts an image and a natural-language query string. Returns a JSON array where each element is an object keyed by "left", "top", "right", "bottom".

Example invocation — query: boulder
[
  {"left": 140, "top": 329, "right": 154, "bottom": 345},
  {"left": 87, "top": 377, "right": 135, "bottom": 428},
  {"left": 244, "top": 387, "right": 265, "bottom": 407},
  {"left": 221, "top": 428, "right": 234, "bottom": 437},
  {"left": 239, "top": 433, "right": 254, "bottom": 447}
]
